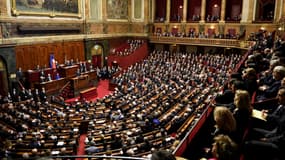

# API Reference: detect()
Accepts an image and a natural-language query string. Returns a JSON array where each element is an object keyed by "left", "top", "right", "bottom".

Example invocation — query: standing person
[{"left": 16, "top": 67, "right": 24, "bottom": 84}]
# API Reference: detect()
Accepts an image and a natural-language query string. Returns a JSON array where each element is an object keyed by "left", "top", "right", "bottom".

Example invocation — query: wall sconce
[
  {"left": 214, "top": 4, "right": 218, "bottom": 8},
  {"left": 210, "top": 26, "right": 215, "bottom": 29},
  {"left": 179, "top": 5, "right": 183, "bottom": 9},
  {"left": 260, "top": 27, "right": 265, "bottom": 31},
  {"left": 174, "top": 26, "right": 178, "bottom": 28}
]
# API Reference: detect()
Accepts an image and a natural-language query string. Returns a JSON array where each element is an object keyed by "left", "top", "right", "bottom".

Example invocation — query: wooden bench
[{"left": 80, "top": 87, "right": 97, "bottom": 100}]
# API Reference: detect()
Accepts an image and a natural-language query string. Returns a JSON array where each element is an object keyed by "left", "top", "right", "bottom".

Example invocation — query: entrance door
[
  {"left": 0, "top": 58, "right": 8, "bottom": 96},
  {"left": 91, "top": 44, "right": 103, "bottom": 68}
]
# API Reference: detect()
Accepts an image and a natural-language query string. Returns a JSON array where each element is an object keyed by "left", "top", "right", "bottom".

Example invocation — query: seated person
[
  {"left": 215, "top": 79, "right": 245, "bottom": 107},
  {"left": 46, "top": 74, "right": 52, "bottom": 81},
  {"left": 242, "top": 67, "right": 258, "bottom": 96},
  {"left": 150, "top": 150, "right": 176, "bottom": 160},
  {"left": 212, "top": 107, "right": 237, "bottom": 141},
  {"left": 258, "top": 59, "right": 280, "bottom": 86},
  {"left": 232, "top": 90, "right": 252, "bottom": 143},
  {"left": 55, "top": 73, "right": 60, "bottom": 80},
  {"left": 257, "top": 66, "right": 285, "bottom": 101},
  {"left": 76, "top": 68, "right": 81, "bottom": 77},
  {"left": 245, "top": 87, "right": 285, "bottom": 160},
  {"left": 206, "top": 134, "right": 238, "bottom": 160}
]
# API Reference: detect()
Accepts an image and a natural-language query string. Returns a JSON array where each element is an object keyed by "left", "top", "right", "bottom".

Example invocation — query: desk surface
[{"left": 36, "top": 78, "right": 66, "bottom": 95}]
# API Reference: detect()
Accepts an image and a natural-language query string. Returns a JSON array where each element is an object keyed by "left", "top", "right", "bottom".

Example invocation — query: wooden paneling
[{"left": 16, "top": 41, "right": 85, "bottom": 71}]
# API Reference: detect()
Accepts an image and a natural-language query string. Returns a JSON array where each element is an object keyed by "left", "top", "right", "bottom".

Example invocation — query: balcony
[{"left": 149, "top": 36, "right": 253, "bottom": 49}]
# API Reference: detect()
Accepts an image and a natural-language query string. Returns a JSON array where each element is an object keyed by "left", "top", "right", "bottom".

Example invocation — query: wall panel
[{"left": 15, "top": 41, "right": 85, "bottom": 71}]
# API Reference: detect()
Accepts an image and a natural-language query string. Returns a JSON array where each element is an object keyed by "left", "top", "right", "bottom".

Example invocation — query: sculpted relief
[{"left": 107, "top": 0, "right": 128, "bottom": 19}]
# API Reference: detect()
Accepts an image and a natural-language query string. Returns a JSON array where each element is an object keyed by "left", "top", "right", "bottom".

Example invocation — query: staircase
[{"left": 58, "top": 82, "right": 74, "bottom": 99}]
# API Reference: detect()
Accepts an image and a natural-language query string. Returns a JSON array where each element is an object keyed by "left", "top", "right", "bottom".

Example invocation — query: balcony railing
[{"left": 149, "top": 36, "right": 253, "bottom": 49}]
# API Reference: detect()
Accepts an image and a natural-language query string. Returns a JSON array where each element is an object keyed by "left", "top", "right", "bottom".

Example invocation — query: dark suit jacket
[
  {"left": 266, "top": 105, "right": 285, "bottom": 147},
  {"left": 264, "top": 80, "right": 281, "bottom": 98},
  {"left": 215, "top": 89, "right": 235, "bottom": 105},
  {"left": 234, "top": 108, "right": 251, "bottom": 143}
]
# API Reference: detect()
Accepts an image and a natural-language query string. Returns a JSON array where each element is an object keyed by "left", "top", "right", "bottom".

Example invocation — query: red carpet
[
  {"left": 65, "top": 79, "right": 113, "bottom": 103},
  {"left": 76, "top": 134, "right": 87, "bottom": 160},
  {"left": 94, "top": 79, "right": 112, "bottom": 100}
]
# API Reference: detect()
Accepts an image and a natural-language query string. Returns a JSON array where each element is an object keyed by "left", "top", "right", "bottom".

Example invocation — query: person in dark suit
[
  {"left": 242, "top": 67, "right": 258, "bottom": 96},
  {"left": 244, "top": 87, "right": 285, "bottom": 160},
  {"left": 215, "top": 79, "right": 245, "bottom": 107},
  {"left": 257, "top": 66, "right": 285, "bottom": 101},
  {"left": 16, "top": 67, "right": 24, "bottom": 83},
  {"left": 39, "top": 88, "right": 47, "bottom": 102}
]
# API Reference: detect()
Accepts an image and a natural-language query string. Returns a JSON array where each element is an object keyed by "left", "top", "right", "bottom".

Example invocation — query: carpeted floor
[
  {"left": 76, "top": 134, "right": 87, "bottom": 160},
  {"left": 65, "top": 79, "right": 112, "bottom": 103}
]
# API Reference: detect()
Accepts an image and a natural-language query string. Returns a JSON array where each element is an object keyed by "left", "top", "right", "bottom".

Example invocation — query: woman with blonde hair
[
  {"left": 211, "top": 134, "right": 238, "bottom": 160},
  {"left": 213, "top": 106, "right": 236, "bottom": 139},
  {"left": 233, "top": 90, "right": 252, "bottom": 143}
]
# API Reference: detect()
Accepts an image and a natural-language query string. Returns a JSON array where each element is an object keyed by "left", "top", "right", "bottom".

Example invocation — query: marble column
[
  {"left": 241, "top": 0, "right": 254, "bottom": 23},
  {"left": 166, "top": 0, "right": 171, "bottom": 23},
  {"left": 220, "top": 0, "right": 226, "bottom": 23},
  {"left": 151, "top": 0, "right": 155, "bottom": 22},
  {"left": 281, "top": 0, "right": 285, "bottom": 20},
  {"left": 102, "top": 0, "right": 107, "bottom": 21},
  {"left": 182, "top": 0, "right": 188, "bottom": 22},
  {"left": 200, "top": 0, "right": 206, "bottom": 23},
  {"left": 143, "top": 0, "right": 149, "bottom": 23},
  {"left": 274, "top": 0, "right": 283, "bottom": 22}
]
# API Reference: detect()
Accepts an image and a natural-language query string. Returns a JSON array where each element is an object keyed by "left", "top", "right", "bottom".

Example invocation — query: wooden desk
[
  {"left": 35, "top": 78, "right": 66, "bottom": 95},
  {"left": 71, "top": 75, "right": 89, "bottom": 90},
  {"left": 109, "top": 81, "right": 117, "bottom": 91},
  {"left": 80, "top": 87, "right": 97, "bottom": 100},
  {"left": 25, "top": 68, "right": 54, "bottom": 88},
  {"left": 58, "top": 65, "right": 79, "bottom": 78},
  {"left": 81, "top": 70, "right": 97, "bottom": 80}
]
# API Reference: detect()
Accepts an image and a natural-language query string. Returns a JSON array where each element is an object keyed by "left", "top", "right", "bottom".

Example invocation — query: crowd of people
[
  {"left": 0, "top": 89, "right": 79, "bottom": 159},
  {"left": 199, "top": 30, "right": 285, "bottom": 160},
  {"left": 0, "top": 46, "right": 244, "bottom": 159},
  {"left": 112, "top": 39, "right": 145, "bottom": 56},
  {"left": 89, "top": 49, "right": 243, "bottom": 158},
  {"left": 1, "top": 29, "right": 284, "bottom": 159}
]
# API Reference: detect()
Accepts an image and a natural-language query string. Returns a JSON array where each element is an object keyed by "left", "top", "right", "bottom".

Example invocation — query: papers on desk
[
  {"left": 252, "top": 109, "right": 267, "bottom": 121},
  {"left": 57, "top": 141, "right": 64, "bottom": 146},
  {"left": 51, "top": 151, "right": 60, "bottom": 155}
]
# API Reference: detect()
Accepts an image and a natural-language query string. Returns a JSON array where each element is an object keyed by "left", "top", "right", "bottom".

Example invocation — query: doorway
[
  {"left": 91, "top": 44, "right": 104, "bottom": 68},
  {"left": 0, "top": 56, "right": 8, "bottom": 96}
]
